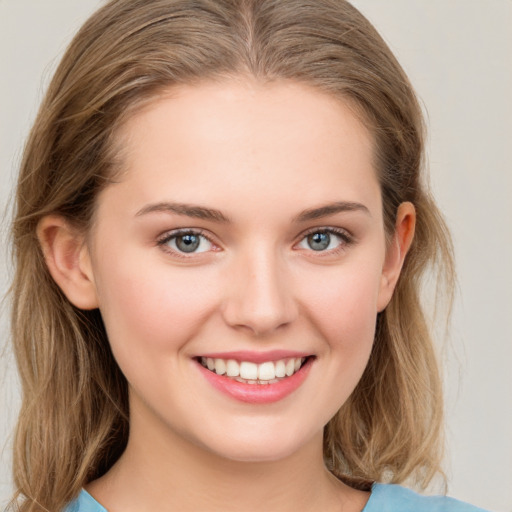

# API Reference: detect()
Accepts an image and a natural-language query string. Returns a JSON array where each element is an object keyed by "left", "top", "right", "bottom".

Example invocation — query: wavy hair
[{"left": 9, "top": 0, "right": 454, "bottom": 510}]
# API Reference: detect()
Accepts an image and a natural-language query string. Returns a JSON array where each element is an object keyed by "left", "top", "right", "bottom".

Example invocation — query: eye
[
  {"left": 158, "top": 230, "right": 214, "bottom": 254},
  {"left": 296, "top": 228, "right": 352, "bottom": 252}
]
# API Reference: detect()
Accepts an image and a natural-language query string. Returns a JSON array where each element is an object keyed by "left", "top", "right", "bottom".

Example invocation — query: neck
[{"left": 86, "top": 401, "right": 368, "bottom": 512}]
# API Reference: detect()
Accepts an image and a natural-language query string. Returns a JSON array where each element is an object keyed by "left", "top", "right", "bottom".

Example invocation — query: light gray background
[{"left": 0, "top": 1, "right": 510, "bottom": 510}]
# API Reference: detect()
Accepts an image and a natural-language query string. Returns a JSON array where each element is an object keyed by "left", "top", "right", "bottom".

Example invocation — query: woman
[{"left": 8, "top": 1, "right": 489, "bottom": 510}]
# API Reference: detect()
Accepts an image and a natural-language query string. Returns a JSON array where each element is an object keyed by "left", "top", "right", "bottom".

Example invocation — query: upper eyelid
[
  {"left": 157, "top": 228, "right": 213, "bottom": 243},
  {"left": 301, "top": 225, "right": 350, "bottom": 234},
  {"left": 298, "top": 226, "right": 353, "bottom": 240}
]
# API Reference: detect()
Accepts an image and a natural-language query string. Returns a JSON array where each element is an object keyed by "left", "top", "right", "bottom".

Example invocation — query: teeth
[
  {"left": 214, "top": 358, "right": 226, "bottom": 375},
  {"left": 258, "top": 361, "right": 275, "bottom": 380},
  {"left": 275, "top": 360, "right": 286, "bottom": 378},
  {"left": 285, "top": 359, "right": 295, "bottom": 376},
  {"left": 200, "top": 356, "right": 307, "bottom": 382},
  {"left": 240, "top": 361, "right": 258, "bottom": 380},
  {"left": 226, "top": 359, "right": 239, "bottom": 377}
]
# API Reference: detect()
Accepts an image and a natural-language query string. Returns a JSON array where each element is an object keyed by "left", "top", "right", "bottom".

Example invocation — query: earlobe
[
  {"left": 37, "top": 215, "right": 99, "bottom": 310},
  {"left": 377, "top": 202, "right": 416, "bottom": 312}
]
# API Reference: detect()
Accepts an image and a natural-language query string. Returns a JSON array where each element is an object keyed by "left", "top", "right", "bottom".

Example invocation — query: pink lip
[
  {"left": 196, "top": 350, "right": 310, "bottom": 364},
  {"left": 196, "top": 357, "right": 313, "bottom": 404}
]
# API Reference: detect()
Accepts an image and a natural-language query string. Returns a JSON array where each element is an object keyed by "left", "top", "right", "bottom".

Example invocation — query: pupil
[
  {"left": 308, "top": 232, "right": 330, "bottom": 251},
  {"left": 176, "top": 234, "right": 200, "bottom": 253}
]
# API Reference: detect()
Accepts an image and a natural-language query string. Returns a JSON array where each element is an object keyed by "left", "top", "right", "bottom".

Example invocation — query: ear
[
  {"left": 37, "top": 215, "right": 99, "bottom": 310},
  {"left": 377, "top": 202, "right": 416, "bottom": 312}
]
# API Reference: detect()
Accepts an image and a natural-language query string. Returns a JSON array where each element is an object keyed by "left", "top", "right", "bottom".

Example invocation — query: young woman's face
[{"left": 85, "top": 80, "right": 398, "bottom": 463}]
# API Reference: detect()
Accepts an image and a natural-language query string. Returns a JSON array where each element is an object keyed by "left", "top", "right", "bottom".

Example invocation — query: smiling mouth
[{"left": 198, "top": 356, "right": 311, "bottom": 385}]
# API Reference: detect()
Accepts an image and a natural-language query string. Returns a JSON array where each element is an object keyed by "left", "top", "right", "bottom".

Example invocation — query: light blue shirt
[{"left": 64, "top": 483, "right": 490, "bottom": 511}]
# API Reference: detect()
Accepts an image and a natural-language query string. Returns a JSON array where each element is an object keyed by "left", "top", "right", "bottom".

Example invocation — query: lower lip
[{"left": 196, "top": 358, "right": 313, "bottom": 404}]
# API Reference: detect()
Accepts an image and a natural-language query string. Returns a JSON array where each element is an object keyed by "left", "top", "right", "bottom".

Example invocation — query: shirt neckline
[{"left": 79, "top": 483, "right": 383, "bottom": 511}]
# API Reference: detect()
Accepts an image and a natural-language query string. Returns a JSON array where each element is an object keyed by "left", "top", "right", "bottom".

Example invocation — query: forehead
[{"left": 104, "top": 79, "right": 380, "bottom": 219}]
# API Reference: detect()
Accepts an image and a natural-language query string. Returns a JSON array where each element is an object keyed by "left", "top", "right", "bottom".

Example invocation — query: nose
[{"left": 221, "top": 247, "right": 298, "bottom": 336}]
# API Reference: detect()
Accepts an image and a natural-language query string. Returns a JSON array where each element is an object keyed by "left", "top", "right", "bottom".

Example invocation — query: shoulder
[
  {"left": 63, "top": 489, "right": 108, "bottom": 512},
  {"left": 364, "top": 483, "right": 491, "bottom": 512}
]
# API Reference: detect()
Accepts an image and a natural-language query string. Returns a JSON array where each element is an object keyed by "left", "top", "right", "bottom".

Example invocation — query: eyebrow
[
  {"left": 294, "top": 201, "right": 371, "bottom": 222},
  {"left": 135, "top": 200, "right": 370, "bottom": 223},
  {"left": 135, "top": 202, "right": 231, "bottom": 222}
]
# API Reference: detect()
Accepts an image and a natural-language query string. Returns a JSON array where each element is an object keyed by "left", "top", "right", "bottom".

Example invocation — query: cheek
[
  {"left": 286, "top": 262, "right": 383, "bottom": 429},
  {"left": 93, "top": 253, "right": 219, "bottom": 358},
  {"left": 300, "top": 261, "right": 382, "bottom": 346}
]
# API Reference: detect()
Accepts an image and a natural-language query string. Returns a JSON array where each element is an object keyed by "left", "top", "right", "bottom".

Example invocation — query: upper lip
[{"left": 195, "top": 350, "right": 312, "bottom": 364}]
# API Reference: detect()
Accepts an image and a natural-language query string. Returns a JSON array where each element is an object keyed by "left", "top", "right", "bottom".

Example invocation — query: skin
[{"left": 38, "top": 79, "right": 415, "bottom": 512}]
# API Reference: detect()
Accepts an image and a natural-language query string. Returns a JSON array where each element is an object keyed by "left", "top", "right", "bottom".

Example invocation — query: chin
[
  {"left": 210, "top": 444, "right": 302, "bottom": 464},
  {"left": 195, "top": 422, "right": 318, "bottom": 464}
]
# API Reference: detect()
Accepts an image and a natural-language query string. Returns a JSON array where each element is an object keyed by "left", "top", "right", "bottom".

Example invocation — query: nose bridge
[{"left": 222, "top": 242, "right": 297, "bottom": 335}]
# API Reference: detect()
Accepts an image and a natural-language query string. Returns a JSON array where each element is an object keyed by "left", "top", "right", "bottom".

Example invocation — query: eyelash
[
  {"left": 296, "top": 227, "right": 354, "bottom": 255},
  {"left": 156, "top": 227, "right": 354, "bottom": 258},
  {"left": 157, "top": 229, "right": 217, "bottom": 259}
]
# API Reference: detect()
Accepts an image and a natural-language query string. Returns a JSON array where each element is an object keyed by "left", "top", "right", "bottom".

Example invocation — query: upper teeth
[{"left": 200, "top": 357, "right": 305, "bottom": 381}]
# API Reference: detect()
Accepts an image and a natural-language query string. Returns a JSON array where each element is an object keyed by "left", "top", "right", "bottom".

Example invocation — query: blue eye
[
  {"left": 297, "top": 229, "right": 350, "bottom": 252},
  {"left": 159, "top": 231, "right": 213, "bottom": 254},
  {"left": 307, "top": 232, "right": 331, "bottom": 251}
]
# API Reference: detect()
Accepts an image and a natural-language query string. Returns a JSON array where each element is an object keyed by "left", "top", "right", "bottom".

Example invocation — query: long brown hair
[{"left": 9, "top": 1, "right": 454, "bottom": 510}]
